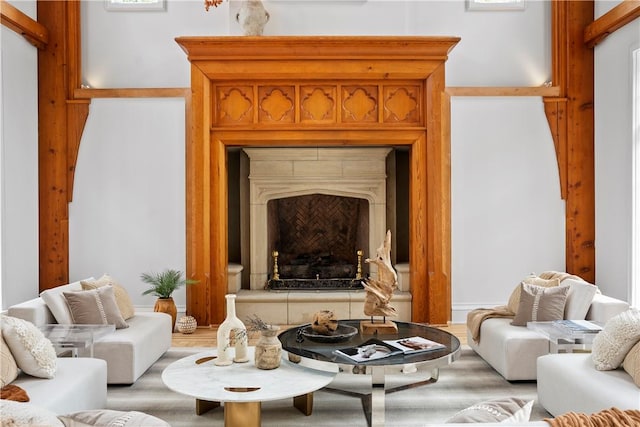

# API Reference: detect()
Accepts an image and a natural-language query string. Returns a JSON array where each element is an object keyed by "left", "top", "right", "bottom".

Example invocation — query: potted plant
[{"left": 141, "top": 269, "right": 198, "bottom": 330}]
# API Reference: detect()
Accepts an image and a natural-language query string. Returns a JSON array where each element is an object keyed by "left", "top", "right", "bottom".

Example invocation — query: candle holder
[{"left": 272, "top": 250, "right": 280, "bottom": 280}]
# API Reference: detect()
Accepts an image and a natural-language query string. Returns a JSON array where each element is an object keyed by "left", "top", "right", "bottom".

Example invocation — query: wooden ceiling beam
[
  {"left": 0, "top": 0, "right": 48, "bottom": 49},
  {"left": 584, "top": 0, "right": 640, "bottom": 48}
]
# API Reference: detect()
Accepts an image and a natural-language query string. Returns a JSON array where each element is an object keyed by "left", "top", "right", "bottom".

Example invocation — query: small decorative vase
[
  {"left": 154, "top": 297, "right": 177, "bottom": 331},
  {"left": 215, "top": 294, "right": 249, "bottom": 366},
  {"left": 177, "top": 315, "right": 197, "bottom": 334},
  {"left": 236, "top": 0, "right": 270, "bottom": 36},
  {"left": 254, "top": 326, "right": 282, "bottom": 370}
]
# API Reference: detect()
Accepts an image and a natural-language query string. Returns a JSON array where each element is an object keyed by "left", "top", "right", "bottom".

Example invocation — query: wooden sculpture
[{"left": 361, "top": 230, "right": 399, "bottom": 334}]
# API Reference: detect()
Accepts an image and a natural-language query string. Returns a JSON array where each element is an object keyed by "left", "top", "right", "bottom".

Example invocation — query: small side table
[
  {"left": 527, "top": 321, "right": 601, "bottom": 353},
  {"left": 39, "top": 324, "right": 115, "bottom": 357}
]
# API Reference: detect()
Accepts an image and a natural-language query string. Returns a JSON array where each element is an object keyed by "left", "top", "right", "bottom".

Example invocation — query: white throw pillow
[
  {"left": 445, "top": 397, "right": 534, "bottom": 423},
  {"left": 40, "top": 279, "right": 89, "bottom": 324},
  {"left": 560, "top": 278, "right": 598, "bottom": 320},
  {"left": 0, "top": 315, "right": 57, "bottom": 378},
  {"left": 592, "top": 308, "right": 640, "bottom": 370},
  {"left": 0, "top": 400, "right": 64, "bottom": 427}
]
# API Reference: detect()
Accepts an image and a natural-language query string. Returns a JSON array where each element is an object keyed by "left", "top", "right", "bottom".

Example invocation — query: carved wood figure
[{"left": 363, "top": 230, "right": 398, "bottom": 318}]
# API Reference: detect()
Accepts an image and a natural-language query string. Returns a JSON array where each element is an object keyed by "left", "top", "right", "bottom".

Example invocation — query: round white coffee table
[{"left": 161, "top": 347, "right": 337, "bottom": 427}]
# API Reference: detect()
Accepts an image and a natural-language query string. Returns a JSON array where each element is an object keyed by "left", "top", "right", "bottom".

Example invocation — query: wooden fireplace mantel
[{"left": 176, "top": 36, "right": 460, "bottom": 326}]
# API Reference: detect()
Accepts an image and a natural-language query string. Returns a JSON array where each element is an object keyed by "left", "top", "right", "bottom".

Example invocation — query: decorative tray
[{"left": 300, "top": 323, "right": 358, "bottom": 343}]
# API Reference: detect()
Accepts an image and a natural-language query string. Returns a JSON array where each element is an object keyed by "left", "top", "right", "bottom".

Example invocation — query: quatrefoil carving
[
  {"left": 302, "top": 88, "right": 334, "bottom": 121},
  {"left": 343, "top": 87, "right": 377, "bottom": 122},
  {"left": 385, "top": 88, "right": 418, "bottom": 122},
  {"left": 219, "top": 88, "right": 252, "bottom": 122},
  {"left": 261, "top": 89, "right": 294, "bottom": 122}
]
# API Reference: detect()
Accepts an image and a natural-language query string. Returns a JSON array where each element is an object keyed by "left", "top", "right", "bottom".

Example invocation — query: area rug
[{"left": 107, "top": 346, "right": 551, "bottom": 426}]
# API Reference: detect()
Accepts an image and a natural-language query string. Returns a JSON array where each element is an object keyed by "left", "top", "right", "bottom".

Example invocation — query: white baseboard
[{"left": 451, "top": 302, "right": 503, "bottom": 324}]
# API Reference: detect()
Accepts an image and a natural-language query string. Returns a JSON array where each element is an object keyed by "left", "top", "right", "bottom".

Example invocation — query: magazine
[
  {"left": 383, "top": 336, "right": 446, "bottom": 354},
  {"left": 335, "top": 339, "right": 403, "bottom": 362},
  {"left": 552, "top": 319, "right": 603, "bottom": 334}
]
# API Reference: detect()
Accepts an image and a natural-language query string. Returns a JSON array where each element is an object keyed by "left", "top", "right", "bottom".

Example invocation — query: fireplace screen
[{"left": 266, "top": 194, "right": 369, "bottom": 290}]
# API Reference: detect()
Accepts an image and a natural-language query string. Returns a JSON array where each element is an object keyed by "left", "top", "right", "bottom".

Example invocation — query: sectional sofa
[
  {"left": 7, "top": 278, "right": 172, "bottom": 384},
  {"left": 467, "top": 292, "right": 629, "bottom": 381}
]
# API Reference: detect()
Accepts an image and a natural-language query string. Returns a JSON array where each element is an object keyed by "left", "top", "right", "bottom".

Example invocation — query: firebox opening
[{"left": 266, "top": 194, "right": 369, "bottom": 290}]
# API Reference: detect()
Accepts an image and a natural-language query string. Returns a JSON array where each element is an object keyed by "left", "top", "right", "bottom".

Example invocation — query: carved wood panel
[{"left": 213, "top": 83, "right": 423, "bottom": 126}]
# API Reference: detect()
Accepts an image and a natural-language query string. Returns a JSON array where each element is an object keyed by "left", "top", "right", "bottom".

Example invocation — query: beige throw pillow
[
  {"left": 63, "top": 286, "right": 129, "bottom": 329},
  {"left": 445, "top": 397, "right": 534, "bottom": 423},
  {"left": 81, "top": 274, "right": 135, "bottom": 320},
  {"left": 623, "top": 340, "right": 640, "bottom": 387},
  {"left": 0, "top": 333, "right": 19, "bottom": 387},
  {"left": 0, "top": 315, "right": 57, "bottom": 379},
  {"left": 507, "top": 277, "right": 560, "bottom": 315},
  {"left": 592, "top": 308, "right": 640, "bottom": 370},
  {"left": 511, "top": 283, "right": 569, "bottom": 326}
]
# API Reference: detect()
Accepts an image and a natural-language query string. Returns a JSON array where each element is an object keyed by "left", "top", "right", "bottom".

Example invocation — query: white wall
[
  {"left": 0, "top": 1, "right": 39, "bottom": 309},
  {"left": 69, "top": 98, "right": 186, "bottom": 310},
  {"left": 451, "top": 97, "right": 565, "bottom": 321},
  {"left": 594, "top": 1, "right": 640, "bottom": 303}
]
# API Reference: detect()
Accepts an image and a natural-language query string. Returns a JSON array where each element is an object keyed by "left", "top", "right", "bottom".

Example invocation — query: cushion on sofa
[
  {"left": 81, "top": 275, "right": 135, "bottom": 320},
  {"left": 39, "top": 280, "right": 89, "bottom": 324},
  {"left": 560, "top": 279, "right": 599, "bottom": 320},
  {"left": 623, "top": 340, "right": 640, "bottom": 387},
  {"left": 592, "top": 308, "right": 640, "bottom": 370},
  {"left": 1, "top": 332, "right": 19, "bottom": 386},
  {"left": 507, "top": 277, "right": 560, "bottom": 314},
  {"left": 511, "top": 284, "right": 569, "bottom": 326},
  {"left": 63, "top": 286, "right": 129, "bottom": 329},
  {"left": 58, "top": 409, "right": 170, "bottom": 427},
  {"left": 0, "top": 399, "right": 64, "bottom": 427},
  {"left": 445, "top": 397, "right": 533, "bottom": 423},
  {"left": 0, "top": 315, "right": 57, "bottom": 379}
]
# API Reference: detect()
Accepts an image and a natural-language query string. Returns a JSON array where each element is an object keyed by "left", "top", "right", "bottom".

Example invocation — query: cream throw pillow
[
  {"left": 511, "top": 283, "right": 569, "bottom": 326},
  {"left": 58, "top": 409, "right": 171, "bottom": 427},
  {"left": 0, "top": 333, "right": 19, "bottom": 387},
  {"left": 592, "top": 308, "right": 640, "bottom": 370},
  {"left": 507, "top": 277, "right": 560, "bottom": 315},
  {"left": 445, "top": 397, "right": 534, "bottom": 423},
  {"left": 0, "top": 315, "right": 57, "bottom": 379},
  {"left": 0, "top": 400, "right": 64, "bottom": 427},
  {"left": 39, "top": 281, "right": 86, "bottom": 324},
  {"left": 622, "top": 340, "right": 640, "bottom": 387},
  {"left": 560, "top": 278, "right": 599, "bottom": 320},
  {"left": 63, "top": 286, "right": 129, "bottom": 329},
  {"left": 81, "top": 274, "right": 135, "bottom": 320}
]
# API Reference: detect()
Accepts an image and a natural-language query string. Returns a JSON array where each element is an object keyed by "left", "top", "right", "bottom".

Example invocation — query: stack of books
[
  {"left": 552, "top": 319, "right": 603, "bottom": 335},
  {"left": 335, "top": 336, "right": 445, "bottom": 362}
]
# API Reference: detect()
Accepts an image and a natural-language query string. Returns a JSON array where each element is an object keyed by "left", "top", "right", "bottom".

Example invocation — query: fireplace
[
  {"left": 176, "top": 36, "right": 459, "bottom": 325},
  {"left": 266, "top": 194, "right": 368, "bottom": 290},
  {"left": 245, "top": 147, "right": 390, "bottom": 291}
]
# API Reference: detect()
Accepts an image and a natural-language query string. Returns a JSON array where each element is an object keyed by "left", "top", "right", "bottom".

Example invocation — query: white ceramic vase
[
  {"left": 215, "top": 294, "right": 249, "bottom": 366},
  {"left": 236, "top": 0, "right": 270, "bottom": 36}
]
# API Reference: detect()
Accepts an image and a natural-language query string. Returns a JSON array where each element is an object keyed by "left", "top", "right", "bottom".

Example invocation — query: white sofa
[
  {"left": 8, "top": 279, "right": 172, "bottom": 384},
  {"left": 10, "top": 357, "right": 107, "bottom": 413},
  {"left": 467, "top": 293, "right": 630, "bottom": 381},
  {"left": 537, "top": 352, "right": 640, "bottom": 416}
]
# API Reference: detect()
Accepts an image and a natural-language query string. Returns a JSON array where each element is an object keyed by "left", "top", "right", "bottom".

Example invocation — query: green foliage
[{"left": 140, "top": 269, "right": 198, "bottom": 299}]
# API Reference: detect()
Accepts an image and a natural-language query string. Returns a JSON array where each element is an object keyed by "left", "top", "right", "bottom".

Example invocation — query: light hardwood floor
[{"left": 172, "top": 323, "right": 467, "bottom": 347}]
